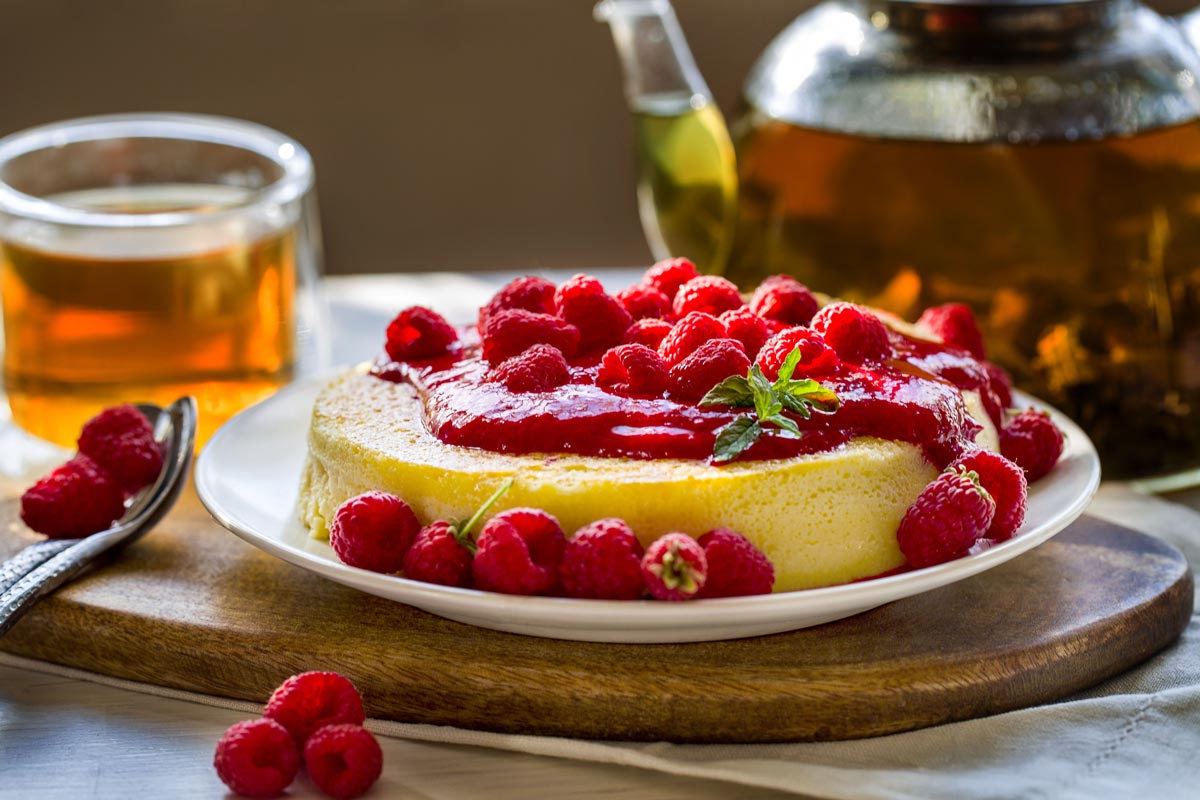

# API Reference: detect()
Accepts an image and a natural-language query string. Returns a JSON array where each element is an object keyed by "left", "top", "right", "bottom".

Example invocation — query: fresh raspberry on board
[
  {"left": 616, "top": 284, "right": 673, "bottom": 321},
  {"left": 657, "top": 311, "right": 727, "bottom": 367},
  {"left": 696, "top": 528, "right": 775, "bottom": 598},
  {"left": 754, "top": 327, "right": 840, "bottom": 380},
  {"left": 480, "top": 308, "right": 580, "bottom": 365},
  {"left": 641, "top": 257, "right": 698, "bottom": 301},
  {"left": 642, "top": 532, "right": 708, "bottom": 601},
  {"left": 1000, "top": 409, "right": 1065, "bottom": 482},
  {"left": 624, "top": 318, "right": 674, "bottom": 350},
  {"left": 384, "top": 306, "right": 458, "bottom": 362},
  {"left": 811, "top": 302, "right": 891, "bottom": 363},
  {"left": 329, "top": 491, "right": 421, "bottom": 574},
  {"left": 918, "top": 302, "right": 986, "bottom": 360},
  {"left": 672, "top": 275, "right": 745, "bottom": 318},
  {"left": 718, "top": 307, "right": 770, "bottom": 360},
  {"left": 984, "top": 362, "right": 1014, "bottom": 409},
  {"left": 749, "top": 275, "right": 819, "bottom": 326},
  {"left": 478, "top": 275, "right": 556, "bottom": 330},
  {"left": 76, "top": 404, "right": 163, "bottom": 493},
  {"left": 948, "top": 450, "right": 1027, "bottom": 541},
  {"left": 597, "top": 343, "right": 669, "bottom": 396},
  {"left": 304, "top": 724, "right": 384, "bottom": 800},
  {"left": 472, "top": 508, "right": 567, "bottom": 595},
  {"left": 402, "top": 520, "right": 475, "bottom": 587},
  {"left": 669, "top": 338, "right": 750, "bottom": 403},
  {"left": 897, "top": 468, "right": 996, "bottom": 568},
  {"left": 263, "top": 671, "right": 367, "bottom": 746},
  {"left": 559, "top": 518, "right": 646, "bottom": 600},
  {"left": 487, "top": 344, "right": 571, "bottom": 392},
  {"left": 20, "top": 455, "right": 126, "bottom": 538},
  {"left": 554, "top": 273, "right": 633, "bottom": 353},
  {"left": 214, "top": 718, "right": 300, "bottom": 799}
]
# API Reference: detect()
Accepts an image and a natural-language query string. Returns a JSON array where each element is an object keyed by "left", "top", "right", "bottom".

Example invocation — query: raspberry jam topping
[{"left": 371, "top": 326, "right": 985, "bottom": 467}]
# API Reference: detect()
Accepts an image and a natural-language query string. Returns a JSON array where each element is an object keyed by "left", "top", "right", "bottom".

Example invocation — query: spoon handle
[
  {"left": 0, "top": 539, "right": 79, "bottom": 597},
  {"left": 0, "top": 541, "right": 101, "bottom": 637}
]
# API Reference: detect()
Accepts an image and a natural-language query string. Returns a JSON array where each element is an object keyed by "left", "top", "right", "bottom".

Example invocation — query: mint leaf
[
  {"left": 784, "top": 379, "right": 840, "bottom": 415},
  {"left": 713, "top": 417, "right": 762, "bottom": 462},
  {"left": 699, "top": 375, "right": 754, "bottom": 408},
  {"left": 763, "top": 412, "right": 801, "bottom": 436},
  {"left": 748, "top": 365, "right": 775, "bottom": 420},
  {"left": 773, "top": 347, "right": 804, "bottom": 388},
  {"left": 779, "top": 393, "right": 814, "bottom": 419}
]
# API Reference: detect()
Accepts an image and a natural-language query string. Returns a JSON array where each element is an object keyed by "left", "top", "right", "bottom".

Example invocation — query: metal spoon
[{"left": 0, "top": 397, "right": 197, "bottom": 636}]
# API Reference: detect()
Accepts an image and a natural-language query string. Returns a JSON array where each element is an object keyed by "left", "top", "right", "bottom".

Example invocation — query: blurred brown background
[{"left": 1, "top": 0, "right": 1195, "bottom": 275}]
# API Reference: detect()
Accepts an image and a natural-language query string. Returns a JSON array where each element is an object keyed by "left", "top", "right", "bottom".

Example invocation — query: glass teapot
[{"left": 597, "top": 0, "right": 1200, "bottom": 483}]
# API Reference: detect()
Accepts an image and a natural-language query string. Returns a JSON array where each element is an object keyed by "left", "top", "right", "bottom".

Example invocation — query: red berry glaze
[
  {"left": 487, "top": 344, "right": 571, "bottom": 393},
  {"left": 385, "top": 306, "right": 458, "bottom": 362},
  {"left": 479, "top": 275, "right": 556, "bottom": 329},
  {"left": 624, "top": 318, "right": 673, "bottom": 350},
  {"left": 402, "top": 521, "right": 474, "bottom": 587},
  {"left": 669, "top": 338, "right": 750, "bottom": 403},
  {"left": 1001, "top": 409, "right": 1065, "bottom": 482},
  {"left": 597, "top": 344, "right": 669, "bottom": 396},
  {"left": 554, "top": 274, "right": 633, "bottom": 353},
  {"left": 616, "top": 284, "right": 673, "bottom": 321},
  {"left": 20, "top": 455, "right": 126, "bottom": 538},
  {"left": 329, "top": 491, "right": 421, "bottom": 574},
  {"left": 718, "top": 307, "right": 771, "bottom": 360},
  {"left": 559, "top": 518, "right": 646, "bottom": 600},
  {"left": 749, "top": 275, "right": 819, "bottom": 326},
  {"left": 304, "top": 724, "right": 383, "bottom": 800},
  {"left": 263, "top": 671, "right": 367, "bottom": 746},
  {"left": 985, "top": 362, "right": 1015, "bottom": 409},
  {"left": 480, "top": 308, "right": 580, "bottom": 365},
  {"left": 214, "top": 719, "right": 300, "bottom": 799},
  {"left": 658, "top": 311, "right": 727, "bottom": 367},
  {"left": 642, "top": 533, "right": 708, "bottom": 601},
  {"left": 76, "top": 404, "right": 163, "bottom": 493},
  {"left": 754, "top": 327, "right": 840, "bottom": 380},
  {"left": 642, "top": 257, "right": 698, "bottom": 301},
  {"left": 696, "top": 528, "right": 775, "bottom": 598},
  {"left": 472, "top": 508, "right": 566, "bottom": 595},
  {"left": 672, "top": 275, "right": 744, "bottom": 318},
  {"left": 919, "top": 302, "right": 986, "bottom": 360},
  {"left": 897, "top": 468, "right": 996, "bottom": 568},
  {"left": 811, "top": 302, "right": 891, "bottom": 363},
  {"left": 949, "top": 450, "right": 1027, "bottom": 541}
]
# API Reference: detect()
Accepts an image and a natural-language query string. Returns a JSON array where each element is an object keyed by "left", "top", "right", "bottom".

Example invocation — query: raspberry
[
  {"left": 696, "top": 528, "right": 775, "bottom": 598},
  {"left": 214, "top": 719, "right": 300, "bottom": 799},
  {"left": 402, "top": 520, "right": 474, "bottom": 587},
  {"left": 642, "top": 533, "right": 707, "bottom": 601},
  {"left": 754, "top": 327, "right": 840, "bottom": 380},
  {"left": 657, "top": 311, "right": 726, "bottom": 367},
  {"left": 749, "top": 275, "right": 819, "bottom": 326},
  {"left": 472, "top": 508, "right": 566, "bottom": 595},
  {"left": 480, "top": 308, "right": 580, "bottom": 365},
  {"left": 897, "top": 468, "right": 996, "bottom": 568},
  {"left": 811, "top": 302, "right": 891, "bottom": 363},
  {"left": 554, "top": 274, "right": 633, "bottom": 353},
  {"left": 919, "top": 302, "right": 986, "bottom": 360},
  {"left": 948, "top": 450, "right": 1027, "bottom": 541},
  {"left": 304, "top": 724, "right": 383, "bottom": 800},
  {"left": 718, "top": 307, "right": 770, "bottom": 360},
  {"left": 487, "top": 344, "right": 571, "bottom": 392},
  {"left": 384, "top": 306, "right": 458, "bottom": 362},
  {"left": 20, "top": 455, "right": 126, "bottom": 538},
  {"left": 76, "top": 404, "right": 163, "bottom": 493},
  {"left": 1000, "top": 409, "right": 1065, "bottom": 482},
  {"left": 624, "top": 317, "right": 674, "bottom": 350},
  {"left": 672, "top": 275, "right": 745, "bottom": 318},
  {"left": 478, "top": 275, "right": 556, "bottom": 330},
  {"left": 329, "top": 491, "right": 421, "bottom": 574},
  {"left": 985, "top": 362, "right": 1014, "bottom": 409},
  {"left": 763, "top": 318, "right": 792, "bottom": 336},
  {"left": 615, "top": 284, "right": 672, "bottom": 321},
  {"left": 559, "top": 518, "right": 646, "bottom": 600},
  {"left": 669, "top": 338, "right": 750, "bottom": 403},
  {"left": 264, "top": 671, "right": 367, "bottom": 746},
  {"left": 642, "top": 257, "right": 698, "bottom": 300},
  {"left": 597, "top": 344, "right": 669, "bottom": 396}
]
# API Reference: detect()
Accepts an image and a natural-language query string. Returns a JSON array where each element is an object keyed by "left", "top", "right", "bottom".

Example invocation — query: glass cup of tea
[{"left": 0, "top": 113, "right": 324, "bottom": 446}]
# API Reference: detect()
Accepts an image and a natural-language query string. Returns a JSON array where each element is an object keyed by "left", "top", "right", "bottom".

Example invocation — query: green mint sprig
[{"left": 700, "top": 347, "right": 839, "bottom": 463}]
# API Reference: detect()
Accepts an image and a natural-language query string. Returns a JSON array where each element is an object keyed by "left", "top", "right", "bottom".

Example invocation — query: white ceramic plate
[{"left": 195, "top": 376, "right": 1101, "bottom": 643}]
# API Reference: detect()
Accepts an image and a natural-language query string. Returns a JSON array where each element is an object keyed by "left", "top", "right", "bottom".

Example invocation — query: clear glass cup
[{"left": 0, "top": 113, "right": 325, "bottom": 446}]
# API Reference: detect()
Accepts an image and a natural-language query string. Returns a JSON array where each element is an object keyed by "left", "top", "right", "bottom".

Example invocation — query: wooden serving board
[{"left": 0, "top": 490, "right": 1192, "bottom": 743}]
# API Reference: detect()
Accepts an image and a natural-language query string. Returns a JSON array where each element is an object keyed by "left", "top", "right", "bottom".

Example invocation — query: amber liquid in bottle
[
  {"left": 718, "top": 112, "right": 1200, "bottom": 480},
  {"left": 1, "top": 184, "right": 297, "bottom": 446}
]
